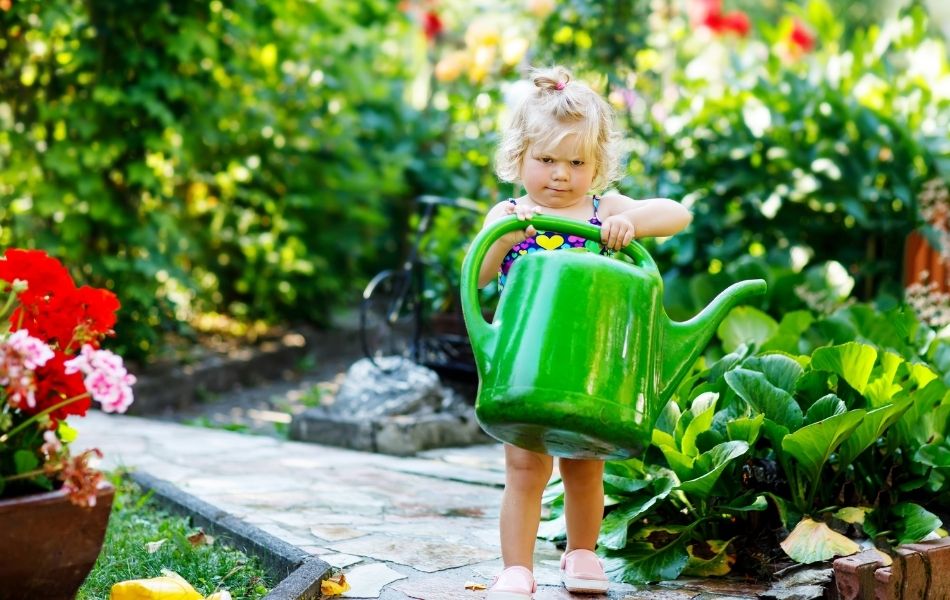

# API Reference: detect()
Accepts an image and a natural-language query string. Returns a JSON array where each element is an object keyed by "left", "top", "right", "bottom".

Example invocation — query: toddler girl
[{"left": 475, "top": 66, "right": 692, "bottom": 599}]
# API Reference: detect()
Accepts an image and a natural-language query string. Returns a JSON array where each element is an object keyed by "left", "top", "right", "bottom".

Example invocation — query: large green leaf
[
  {"left": 655, "top": 400, "right": 681, "bottom": 435},
  {"left": 915, "top": 440, "right": 950, "bottom": 468},
  {"left": 726, "top": 413, "right": 765, "bottom": 444},
  {"left": 782, "top": 410, "right": 866, "bottom": 482},
  {"left": 677, "top": 441, "right": 750, "bottom": 497},
  {"left": 681, "top": 394, "right": 718, "bottom": 457},
  {"left": 717, "top": 307, "right": 779, "bottom": 353},
  {"left": 864, "top": 352, "right": 904, "bottom": 406},
  {"left": 892, "top": 503, "right": 942, "bottom": 545},
  {"left": 598, "top": 478, "right": 675, "bottom": 550},
  {"left": 722, "top": 493, "right": 768, "bottom": 513},
  {"left": 762, "top": 311, "right": 815, "bottom": 354},
  {"left": 811, "top": 342, "right": 878, "bottom": 394},
  {"left": 803, "top": 394, "right": 846, "bottom": 426},
  {"left": 837, "top": 399, "right": 914, "bottom": 468},
  {"left": 654, "top": 442, "right": 695, "bottom": 482},
  {"left": 603, "top": 531, "right": 691, "bottom": 584},
  {"left": 742, "top": 353, "right": 805, "bottom": 392},
  {"left": 725, "top": 368, "right": 804, "bottom": 430}
]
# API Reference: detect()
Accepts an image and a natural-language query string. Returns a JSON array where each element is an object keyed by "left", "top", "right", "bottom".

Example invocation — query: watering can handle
[{"left": 460, "top": 214, "right": 659, "bottom": 347}]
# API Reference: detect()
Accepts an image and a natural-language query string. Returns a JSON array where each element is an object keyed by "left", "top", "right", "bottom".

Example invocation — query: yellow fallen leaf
[
  {"left": 321, "top": 573, "right": 350, "bottom": 596},
  {"left": 780, "top": 517, "right": 860, "bottom": 564},
  {"left": 109, "top": 570, "right": 203, "bottom": 600},
  {"left": 146, "top": 539, "right": 167, "bottom": 554},
  {"left": 464, "top": 582, "right": 487, "bottom": 591}
]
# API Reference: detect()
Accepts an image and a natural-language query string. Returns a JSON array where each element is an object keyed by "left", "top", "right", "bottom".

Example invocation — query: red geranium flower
[
  {"left": 0, "top": 248, "right": 134, "bottom": 505},
  {"left": 789, "top": 19, "right": 816, "bottom": 53},
  {"left": 423, "top": 11, "right": 443, "bottom": 41},
  {"left": 693, "top": 0, "right": 750, "bottom": 38},
  {"left": 46, "top": 285, "right": 121, "bottom": 350},
  {"left": 0, "top": 249, "right": 75, "bottom": 308}
]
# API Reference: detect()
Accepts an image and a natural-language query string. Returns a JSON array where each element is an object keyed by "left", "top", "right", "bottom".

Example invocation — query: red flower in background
[
  {"left": 423, "top": 11, "right": 443, "bottom": 41},
  {"left": 690, "top": 0, "right": 750, "bottom": 38},
  {"left": 789, "top": 19, "right": 816, "bottom": 53}
]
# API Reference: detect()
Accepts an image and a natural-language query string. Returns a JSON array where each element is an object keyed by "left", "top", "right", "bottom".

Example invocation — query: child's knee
[
  {"left": 505, "top": 449, "right": 553, "bottom": 489},
  {"left": 559, "top": 458, "right": 605, "bottom": 485}
]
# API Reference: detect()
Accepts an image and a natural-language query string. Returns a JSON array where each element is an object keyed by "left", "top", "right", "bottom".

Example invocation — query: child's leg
[
  {"left": 558, "top": 457, "right": 605, "bottom": 552},
  {"left": 500, "top": 444, "right": 554, "bottom": 568}
]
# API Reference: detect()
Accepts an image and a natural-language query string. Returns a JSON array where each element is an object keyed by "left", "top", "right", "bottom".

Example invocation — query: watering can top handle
[{"left": 460, "top": 215, "right": 658, "bottom": 336}]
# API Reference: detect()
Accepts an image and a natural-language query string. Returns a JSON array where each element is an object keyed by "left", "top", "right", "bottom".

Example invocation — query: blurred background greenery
[{"left": 0, "top": 0, "right": 947, "bottom": 362}]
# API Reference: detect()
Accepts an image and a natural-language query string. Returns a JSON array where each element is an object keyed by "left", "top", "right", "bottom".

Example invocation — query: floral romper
[{"left": 498, "top": 195, "right": 610, "bottom": 288}]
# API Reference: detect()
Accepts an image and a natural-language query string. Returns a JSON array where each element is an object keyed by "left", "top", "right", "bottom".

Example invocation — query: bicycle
[{"left": 359, "top": 195, "right": 486, "bottom": 381}]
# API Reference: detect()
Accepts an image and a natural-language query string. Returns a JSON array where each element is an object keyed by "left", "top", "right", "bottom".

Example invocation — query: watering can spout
[{"left": 659, "top": 279, "right": 767, "bottom": 403}]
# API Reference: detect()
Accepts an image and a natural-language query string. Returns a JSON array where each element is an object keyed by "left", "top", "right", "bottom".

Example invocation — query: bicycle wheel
[{"left": 359, "top": 269, "right": 420, "bottom": 372}]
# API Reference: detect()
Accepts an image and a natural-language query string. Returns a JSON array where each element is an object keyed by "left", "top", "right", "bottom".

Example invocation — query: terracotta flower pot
[{"left": 0, "top": 482, "right": 115, "bottom": 600}]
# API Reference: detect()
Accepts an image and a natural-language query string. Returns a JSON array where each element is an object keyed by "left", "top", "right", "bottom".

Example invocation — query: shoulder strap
[{"left": 592, "top": 195, "right": 600, "bottom": 217}]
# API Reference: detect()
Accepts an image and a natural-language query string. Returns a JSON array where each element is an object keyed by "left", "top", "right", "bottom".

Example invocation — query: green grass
[{"left": 78, "top": 476, "right": 271, "bottom": 599}]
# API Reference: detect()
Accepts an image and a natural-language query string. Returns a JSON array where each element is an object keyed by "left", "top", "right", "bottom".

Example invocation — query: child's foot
[
  {"left": 487, "top": 565, "right": 536, "bottom": 600},
  {"left": 560, "top": 549, "right": 609, "bottom": 594}
]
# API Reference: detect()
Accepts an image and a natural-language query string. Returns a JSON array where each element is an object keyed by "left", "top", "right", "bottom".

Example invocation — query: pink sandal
[
  {"left": 487, "top": 565, "right": 536, "bottom": 600},
  {"left": 560, "top": 549, "right": 609, "bottom": 593}
]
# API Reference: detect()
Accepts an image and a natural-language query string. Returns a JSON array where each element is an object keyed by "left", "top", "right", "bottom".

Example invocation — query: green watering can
[{"left": 461, "top": 215, "right": 767, "bottom": 460}]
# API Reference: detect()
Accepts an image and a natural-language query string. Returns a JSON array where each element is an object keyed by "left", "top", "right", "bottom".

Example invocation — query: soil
[{"left": 146, "top": 313, "right": 477, "bottom": 438}]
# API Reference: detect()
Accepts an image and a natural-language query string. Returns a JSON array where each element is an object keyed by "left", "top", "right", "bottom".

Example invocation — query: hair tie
[{"left": 555, "top": 82, "right": 565, "bottom": 91}]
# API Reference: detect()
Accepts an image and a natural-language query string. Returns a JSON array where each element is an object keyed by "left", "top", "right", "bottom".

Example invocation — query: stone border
[
  {"left": 833, "top": 538, "right": 950, "bottom": 599},
  {"left": 130, "top": 472, "right": 330, "bottom": 600},
  {"left": 290, "top": 407, "right": 491, "bottom": 456}
]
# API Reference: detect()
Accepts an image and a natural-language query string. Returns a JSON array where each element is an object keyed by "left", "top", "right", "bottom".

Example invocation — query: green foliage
[
  {"left": 0, "top": 0, "right": 425, "bottom": 360},
  {"left": 542, "top": 302, "right": 949, "bottom": 584},
  {"left": 649, "top": 2, "right": 948, "bottom": 301},
  {"left": 78, "top": 477, "right": 271, "bottom": 599}
]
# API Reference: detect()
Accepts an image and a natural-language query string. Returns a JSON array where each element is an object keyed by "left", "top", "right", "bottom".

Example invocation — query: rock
[
  {"left": 761, "top": 566, "right": 833, "bottom": 600},
  {"left": 329, "top": 357, "right": 446, "bottom": 417}
]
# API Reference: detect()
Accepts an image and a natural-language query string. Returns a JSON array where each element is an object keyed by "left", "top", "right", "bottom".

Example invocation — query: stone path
[{"left": 74, "top": 413, "right": 765, "bottom": 599}]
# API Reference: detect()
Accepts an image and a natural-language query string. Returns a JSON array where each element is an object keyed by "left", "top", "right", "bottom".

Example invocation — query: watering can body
[{"left": 461, "top": 215, "right": 766, "bottom": 460}]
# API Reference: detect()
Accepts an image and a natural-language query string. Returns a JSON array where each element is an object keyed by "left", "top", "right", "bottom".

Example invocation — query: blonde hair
[{"left": 495, "top": 66, "right": 621, "bottom": 191}]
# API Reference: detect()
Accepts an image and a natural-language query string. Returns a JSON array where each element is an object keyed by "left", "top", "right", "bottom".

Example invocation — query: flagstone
[
  {"left": 317, "top": 552, "right": 364, "bottom": 568},
  {"left": 310, "top": 524, "right": 369, "bottom": 542},
  {"left": 331, "top": 534, "right": 499, "bottom": 572},
  {"left": 341, "top": 563, "right": 408, "bottom": 598}
]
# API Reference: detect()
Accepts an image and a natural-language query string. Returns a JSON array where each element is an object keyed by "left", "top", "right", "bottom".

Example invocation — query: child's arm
[
  {"left": 476, "top": 201, "right": 540, "bottom": 288},
  {"left": 597, "top": 195, "right": 692, "bottom": 250}
]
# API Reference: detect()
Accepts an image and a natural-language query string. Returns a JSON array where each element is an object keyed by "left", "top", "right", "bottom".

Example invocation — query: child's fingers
[
  {"left": 604, "top": 223, "right": 620, "bottom": 249},
  {"left": 525, "top": 225, "right": 537, "bottom": 237},
  {"left": 622, "top": 230, "right": 634, "bottom": 248}
]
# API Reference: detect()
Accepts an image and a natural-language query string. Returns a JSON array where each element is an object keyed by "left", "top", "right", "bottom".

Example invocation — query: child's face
[{"left": 521, "top": 133, "right": 596, "bottom": 208}]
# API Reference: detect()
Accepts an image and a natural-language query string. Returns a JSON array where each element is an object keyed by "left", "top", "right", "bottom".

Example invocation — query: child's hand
[
  {"left": 502, "top": 202, "right": 541, "bottom": 244},
  {"left": 600, "top": 214, "right": 636, "bottom": 251}
]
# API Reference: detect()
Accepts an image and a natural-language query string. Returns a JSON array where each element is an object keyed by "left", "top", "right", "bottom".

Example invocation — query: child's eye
[
  {"left": 540, "top": 157, "right": 553, "bottom": 164},
  {"left": 571, "top": 160, "right": 585, "bottom": 166}
]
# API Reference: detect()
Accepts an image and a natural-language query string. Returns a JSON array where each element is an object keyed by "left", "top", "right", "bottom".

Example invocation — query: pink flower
[
  {"left": 1, "top": 329, "right": 55, "bottom": 409},
  {"left": 63, "top": 344, "right": 136, "bottom": 413}
]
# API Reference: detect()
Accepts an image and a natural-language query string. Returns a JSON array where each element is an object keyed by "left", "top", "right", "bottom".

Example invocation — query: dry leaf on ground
[
  {"left": 464, "top": 582, "right": 487, "bottom": 591},
  {"left": 321, "top": 573, "right": 350, "bottom": 596}
]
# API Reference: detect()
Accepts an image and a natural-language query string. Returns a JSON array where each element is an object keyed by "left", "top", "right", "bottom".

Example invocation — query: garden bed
[{"left": 80, "top": 473, "right": 330, "bottom": 600}]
